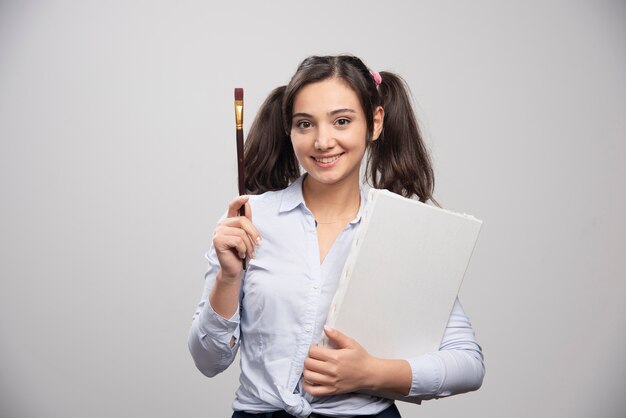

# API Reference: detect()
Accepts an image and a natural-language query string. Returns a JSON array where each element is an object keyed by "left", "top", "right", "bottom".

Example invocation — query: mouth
[{"left": 312, "top": 153, "right": 344, "bottom": 165}]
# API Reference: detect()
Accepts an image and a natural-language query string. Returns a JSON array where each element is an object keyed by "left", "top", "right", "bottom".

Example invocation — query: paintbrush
[{"left": 234, "top": 88, "right": 246, "bottom": 269}]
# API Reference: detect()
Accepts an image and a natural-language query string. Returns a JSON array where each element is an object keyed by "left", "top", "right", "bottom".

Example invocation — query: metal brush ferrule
[{"left": 235, "top": 100, "right": 243, "bottom": 130}]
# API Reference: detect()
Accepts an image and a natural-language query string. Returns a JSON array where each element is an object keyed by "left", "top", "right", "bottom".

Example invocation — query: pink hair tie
[{"left": 370, "top": 70, "right": 382, "bottom": 86}]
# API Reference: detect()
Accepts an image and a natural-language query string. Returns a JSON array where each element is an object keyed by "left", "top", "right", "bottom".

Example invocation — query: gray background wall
[{"left": 1, "top": 1, "right": 624, "bottom": 417}]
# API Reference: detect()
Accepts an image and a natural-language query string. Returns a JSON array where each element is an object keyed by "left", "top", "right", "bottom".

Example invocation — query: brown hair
[{"left": 244, "top": 55, "right": 435, "bottom": 202}]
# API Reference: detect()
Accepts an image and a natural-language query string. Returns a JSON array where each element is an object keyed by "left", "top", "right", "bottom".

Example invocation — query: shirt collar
[
  {"left": 279, "top": 174, "right": 368, "bottom": 225},
  {"left": 278, "top": 175, "right": 306, "bottom": 213}
]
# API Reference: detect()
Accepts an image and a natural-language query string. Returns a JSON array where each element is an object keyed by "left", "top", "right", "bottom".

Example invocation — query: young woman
[{"left": 188, "top": 55, "right": 484, "bottom": 418}]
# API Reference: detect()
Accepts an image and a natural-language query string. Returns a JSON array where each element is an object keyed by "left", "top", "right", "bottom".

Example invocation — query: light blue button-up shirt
[{"left": 188, "top": 176, "right": 484, "bottom": 417}]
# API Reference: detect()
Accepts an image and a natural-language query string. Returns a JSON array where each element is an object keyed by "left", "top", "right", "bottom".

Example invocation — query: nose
[{"left": 315, "top": 126, "right": 335, "bottom": 151}]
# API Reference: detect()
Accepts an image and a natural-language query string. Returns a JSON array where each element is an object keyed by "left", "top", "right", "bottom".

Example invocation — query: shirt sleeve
[
  {"left": 403, "top": 297, "right": 485, "bottom": 400},
  {"left": 187, "top": 243, "right": 242, "bottom": 378}
]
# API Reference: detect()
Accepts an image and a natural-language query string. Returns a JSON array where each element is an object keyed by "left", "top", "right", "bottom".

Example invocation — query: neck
[{"left": 302, "top": 174, "right": 361, "bottom": 222}]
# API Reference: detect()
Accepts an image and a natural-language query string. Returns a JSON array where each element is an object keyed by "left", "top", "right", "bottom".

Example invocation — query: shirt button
[
  {"left": 313, "top": 283, "right": 319, "bottom": 290},
  {"left": 304, "top": 325, "right": 312, "bottom": 333}
]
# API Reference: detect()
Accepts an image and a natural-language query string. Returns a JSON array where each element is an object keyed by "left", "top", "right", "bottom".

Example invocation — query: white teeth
[{"left": 315, "top": 155, "right": 340, "bottom": 163}]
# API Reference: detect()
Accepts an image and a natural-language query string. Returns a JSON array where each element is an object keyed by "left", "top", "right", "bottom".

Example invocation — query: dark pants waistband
[{"left": 231, "top": 402, "right": 401, "bottom": 418}]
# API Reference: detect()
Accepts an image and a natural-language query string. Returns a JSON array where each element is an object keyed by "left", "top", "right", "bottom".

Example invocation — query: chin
[{"left": 305, "top": 171, "right": 355, "bottom": 187}]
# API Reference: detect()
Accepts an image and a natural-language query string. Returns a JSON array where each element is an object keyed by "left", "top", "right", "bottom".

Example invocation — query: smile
[{"left": 313, "top": 153, "right": 343, "bottom": 164}]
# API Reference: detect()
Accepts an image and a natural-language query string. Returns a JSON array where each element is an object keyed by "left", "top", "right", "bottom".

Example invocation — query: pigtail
[
  {"left": 244, "top": 86, "right": 300, "bottom": 194},
  {"left": 367, "top": 72, "right": 436, "bottom": 203}
]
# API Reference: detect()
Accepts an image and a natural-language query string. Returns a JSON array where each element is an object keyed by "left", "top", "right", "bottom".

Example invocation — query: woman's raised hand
[{"left": 212, "top": 195, "right": 261, "bottom": 280}]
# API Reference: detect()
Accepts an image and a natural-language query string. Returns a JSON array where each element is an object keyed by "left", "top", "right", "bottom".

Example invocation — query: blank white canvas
[{"left": 324, "top": 189, "right": 482, "bottom": 359}]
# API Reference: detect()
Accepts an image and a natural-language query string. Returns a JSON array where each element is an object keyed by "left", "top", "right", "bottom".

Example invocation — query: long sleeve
[
  {"left": 187, "top": 245, "right": 241, "bottom": 377},
  {"left": 403, "top": 298, "right": 485, "bottom": 400}
]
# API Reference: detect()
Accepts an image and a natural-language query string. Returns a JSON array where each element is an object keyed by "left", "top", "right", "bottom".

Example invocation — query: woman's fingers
[
  {"left": 304, "top": 355, "right": 332, "bottom": 374},
  {"left": 302, "top": 364, "right": 339, "bottom": 396},
  {"left": 307, "top": 344, "right": 338, "bottom": 362},
  {"left": 302, "top": 356, "right": 339, "bottom": 394},
  {"left": 302, "top": 379, "right": 338, "bottom": 397},
  {"left": 227, "top": 195, "right": 251, "bottom": 219},
  {"left": 220, "top": 225, "right": 255, "bottom": 259},
  {"left": 243, "top": 200, "right": 252, "bottom": 221},
  {"left": 214, "top": 232, "right": 248, "bottom": 259},
  {"left": 302, "top": 335, "right": 373, "bottom": 396},
  {"left": 219, "top": 216, "right": 261, "bottom": 247},
  {"left": 222, "top": 196, "right": 261, "bottom": 248},
  {"left": 217, "top": 219, "right": 259, "bottom": 259},
  {"left": 302, "top": 368, "right": 333, "bottom": 386},
  {"left": 214, "top": 195, "right": 261, "bottom": 274}
]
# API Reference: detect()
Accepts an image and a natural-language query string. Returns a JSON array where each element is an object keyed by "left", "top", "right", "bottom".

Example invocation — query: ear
[{"left": 372, "top": 106, "right": 385, "bottom": 141}]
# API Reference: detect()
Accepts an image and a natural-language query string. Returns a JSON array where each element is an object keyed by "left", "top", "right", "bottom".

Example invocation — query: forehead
[{"left": 292, "top": 78, "right": 362, "bottom": 114}]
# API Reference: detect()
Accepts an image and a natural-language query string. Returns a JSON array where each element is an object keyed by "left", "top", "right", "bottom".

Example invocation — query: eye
[
  {"left": 296, "top": 120, "right": 313, "bottom": 129},
  {"left": 335, "top": 118, "right": 351, "bottom": 126}
]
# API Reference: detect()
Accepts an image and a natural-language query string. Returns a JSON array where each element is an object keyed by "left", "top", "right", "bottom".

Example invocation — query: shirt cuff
[
  {"left": 198, "top": 300, "right": 241, "bottom": 348},
  {"left": 406, "top": 353, "right": 445, "bottom": 397}
]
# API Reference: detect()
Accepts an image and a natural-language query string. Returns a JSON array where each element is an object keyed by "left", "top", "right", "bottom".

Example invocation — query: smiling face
[{"left": 289, "top": 78, "right": 383, "bottom": 190}]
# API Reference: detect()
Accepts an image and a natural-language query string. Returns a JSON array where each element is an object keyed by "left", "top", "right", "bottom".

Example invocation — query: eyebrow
[{"left": 292, "top": 108, "right": 357, "bottom": 119}]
